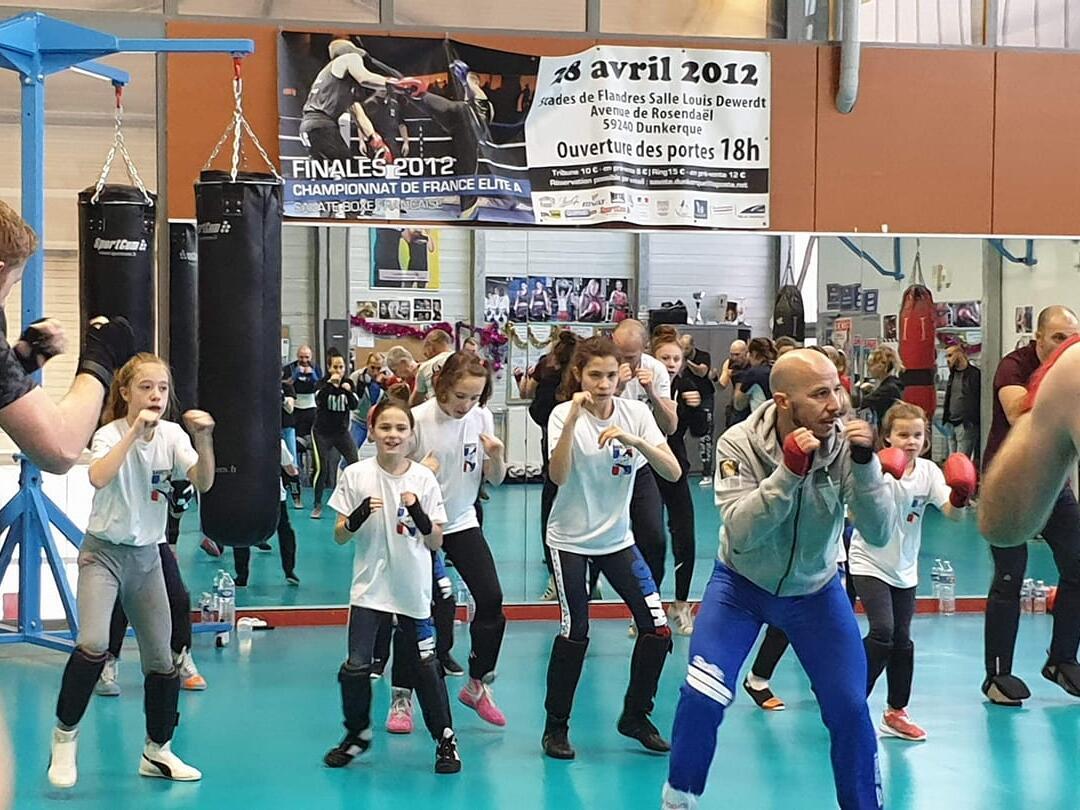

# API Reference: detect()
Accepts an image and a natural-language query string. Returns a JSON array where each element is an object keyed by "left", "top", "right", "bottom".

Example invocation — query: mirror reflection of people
[
  {"left": 851, "top": 346, "right": 904, "bottom": 427},
  {"left": 410, "top": 329, "right": 455, "bottom": 406},
  {"left": 731, "top": 338, "right": 777, "bottom": 415},
  {"left": 717, "top": 339, "right": 749, "bottom": 428},
  {"left": 943, "top": 344, "right": 981, "bottom": 462},
  {"left": 310, "top": 351, "right": 360, "bottom": 520},
  {"left": 678, "top": 333, "right": 716, "bottom": 487}
]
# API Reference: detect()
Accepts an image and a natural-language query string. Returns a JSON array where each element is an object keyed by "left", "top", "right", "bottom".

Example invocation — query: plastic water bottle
[
  {"left": 1034, "top": 580, "right": 1048, "bottom": 615},
  {"left": 198, "top": 592, "right": 213, "bottom": 623},
  {"left": 939, "top": 560, "right": 956, "bottom": 615},
  {"left": 931, "top": 559, "right": 944, "bottom": 600},
  {"left": 1021, "top": 579, "right": 1035, "bottom": 614},
  {"left": 218, "top": 572, "right": 236, "bottom": 627},
  {"left": 210, "top": 571, "right": 223, "bottom": 620}
]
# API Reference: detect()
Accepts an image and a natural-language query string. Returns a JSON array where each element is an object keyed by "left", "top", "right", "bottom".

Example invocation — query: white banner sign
[{"left": 526, "top": 46, "right": 771, "bottom": 228}]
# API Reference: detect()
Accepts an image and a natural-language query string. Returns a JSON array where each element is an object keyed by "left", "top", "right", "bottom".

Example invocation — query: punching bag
[
  {"left": 168, "top": 222, "right": 198, "bottom": 414},
  {"left": 195, "top": 171, "right": 283, "bottom": 548},
  {"left": 78, "top": 185, "right": 156, "bottom": 353},
  {"left": 898, "top": 284, "right": 937, "bottom": 418},
  {"left": 771, "top": 285, "right": 805, "bottom": 342}
]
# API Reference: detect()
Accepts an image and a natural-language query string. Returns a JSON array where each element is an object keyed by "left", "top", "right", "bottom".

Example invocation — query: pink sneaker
[
  {"left": 386, "top": 690, "right": 414, "bottom": 734},
  {"left": 458, "top": 679, "right": 506, "bottom": 727}
]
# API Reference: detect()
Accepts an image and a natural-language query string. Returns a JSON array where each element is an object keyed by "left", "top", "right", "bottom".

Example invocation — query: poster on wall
[
  {"left": 1014, "top": 305, "right": 1033, "bottom": 334},
  {"left": 370, "top": 228, "right": 441, "bottom": 288},
  {"left": 278, "top": 34, "right": 770, "bottom": 229},
  {"left": 278, "top": 32, "right": 537, "bottom": 222},
  {"left": 526, "top": 46, "right": 771, "bottom": 229},
  {"left": 882, "top": 314, "right": 898, "bottom": 342},
  {"left": 951, "top": 301, "right": 981, "bottom": 328},
  {"left": 484, "top": 275, "right": 632, "bottom": 324},
  {"left": 378, "top": 299, "right": 412, "bottom": 321},
  {"left": 826, "top": 283, "right": 842, "bottom": 311},
  {"left": 861, "top": 289, "right": 879, "bottom": 314}
]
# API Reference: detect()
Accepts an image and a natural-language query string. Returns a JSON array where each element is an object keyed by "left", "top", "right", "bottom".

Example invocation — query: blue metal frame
[
  {"left": 988, "top": 238, "right": 1037, "bottom": 267},
  {"left": 837, "top": 236, "right": 905, "bottom": 281},
  {"left": 0, "top": 12, "right": 252, "bottom": 651}
]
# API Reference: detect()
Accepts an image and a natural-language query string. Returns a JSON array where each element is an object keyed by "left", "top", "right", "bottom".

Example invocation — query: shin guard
[
  {"left": 544, "top": 636, "right": 589, "bottom": 724},
  {"left": 144, "top": 670, "right": 181, "bottom": 744},
  {"left": 414, "top": 653, "right": 454, "bottom": 741},
  {"left": 623, "top": 632, "right": 672, "bottom": 719},
  {"left": 338, "top": 662, "right": 373, "bottom": 735},
  {"left": 57, "top": 647, "right": 108, "bottom": 728}
]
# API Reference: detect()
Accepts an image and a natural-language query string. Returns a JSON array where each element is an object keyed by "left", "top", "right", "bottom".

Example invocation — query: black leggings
[
  {"left": 313, "top": 429, "right": 358, "bottom": 508},
  {"left": 986, "top": 486, "right": 1080, "bottom": 673},
  {"left": 235, "top": 501, "right": 297, "bottom": 581},
  {"left": 656, "top": 468, "right": 696, "bottom": 602},
  {"left": 108, "top": 543, "right": 191, "bottom": 659},
  {"left": 852, "top": 575, "right": 917, "bottom": 709},
  {"left": 630, "top": 466, "right": 667, "bottom": 588},
  {"left": 539, "top": 431, "right": 557, "bottom": 574},
  {"left": 340, "top": 606, "right": 452, "bottom": 741},
  {"left": 440, "top": 526, "right": 505, "bottom": 681}
]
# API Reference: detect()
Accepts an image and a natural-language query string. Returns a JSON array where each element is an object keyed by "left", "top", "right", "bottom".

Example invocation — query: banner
[
  {"left": 526, "top": 46, "right": 771, "bottom": 228},
  {"left": 278, "top": 33, "right": 538, "bottom": 223},
  {"left": 278, "top": 35, "right": 771, "bottom": 229},
  {"left": 370, "top": 227, "right": 440, "bottom": 288}
]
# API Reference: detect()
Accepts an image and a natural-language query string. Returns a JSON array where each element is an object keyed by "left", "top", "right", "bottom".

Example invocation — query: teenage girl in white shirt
[
  {"left": 47, "top": 353, "right": 216, "bottom": 789},
  {"left": 542, "top": 337, "right": 681, "bottom": 760},
  {"left": 325, "top": 399, "right": 460, "bottom": 773}
]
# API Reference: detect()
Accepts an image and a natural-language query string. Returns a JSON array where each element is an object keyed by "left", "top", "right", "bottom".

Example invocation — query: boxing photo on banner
[
  {"left": 278, "top": 32, "right": 537, "bottom": 222},
  {"left": 605, "top": 278, "right": 632, "bottom": 322},
  {"left": 575, "top": 277, "right": 606, "bottom": 323},
  {"left": 525, "top": 276, "right": 554, "bottom": 322},
  {"left": 370, "top": 227, "right": 440, "bottom": 288},
  {"left": 952, "top": 300, "right": 981, "bottom": 328},
  {"left": 484, "top": 277, "right": 511, "bottom": 326}
]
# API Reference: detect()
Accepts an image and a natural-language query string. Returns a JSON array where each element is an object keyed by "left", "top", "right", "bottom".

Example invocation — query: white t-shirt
[
  {"left": 328, "top": 458, "right": 447, "bottom": 619},
  {"left": 87, "top": 419, "right": 200, "bottom": 547},
  {"left": 409, "top": 398, "right": 494, "bottom": 533},
  {"left": 848, "top": 457, "right": 950, "bottom": 588},
  {"left": 620, "top": 353, "right": 672, "bottom": 407},
  {"left": 546, "top": 398, "right": 666, "bottom": 555},
  {"left": 413, "top": 350, "right": 453, "bottom": 402}
]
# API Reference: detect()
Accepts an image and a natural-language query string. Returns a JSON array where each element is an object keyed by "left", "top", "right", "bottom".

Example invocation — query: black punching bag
[
  {"left": 168, "top": 222, "right": 199, "bottom": 414},
  {"left": 195, "top": 171, "right": 282, "bottom": 548},
  {"left": 78, "top": 185, "right": 156, "bottom": 353}
]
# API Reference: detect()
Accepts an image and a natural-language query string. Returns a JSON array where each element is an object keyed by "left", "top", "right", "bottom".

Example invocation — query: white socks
[{"left": 746, "top": 673, "right": 770, "bottom": 691}]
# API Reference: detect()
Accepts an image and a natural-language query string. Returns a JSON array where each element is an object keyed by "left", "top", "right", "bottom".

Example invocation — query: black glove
[
  {"left": 405, "top": 499, "right": 433, "bottom": 536},
  {"left": 14, "top": 321, "right": 61, "bottom": 374},
  {"left": 346, "top": 497, "right": 375, "bottom": 533},
  {"left": 78, "top": 317, "right": 135, "bottom": 390},
  {"left": 849, "top": 443, "right": 873, "bottom": 465}
]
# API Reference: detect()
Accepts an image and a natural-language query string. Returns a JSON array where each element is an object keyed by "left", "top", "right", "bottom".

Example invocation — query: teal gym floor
[
  {"left": 3, "top": 615, "right": 1079, "bottom": 809},
  {"left": 170, "top": 481, "right": 1061, "bottom": 608}
]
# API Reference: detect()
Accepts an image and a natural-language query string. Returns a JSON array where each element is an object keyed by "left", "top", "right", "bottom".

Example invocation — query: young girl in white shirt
[
  {"left": 848, "top": 401, "right": 971, "bottom": 742},
  {"left": 47, "top": 354, "right": 216, "bottom": 789},
  {"left": 325, "top": 400, "right": 460, "bottom": 773},
  {"left": 542, "top": 337, "right": 681, "bottom": 760},
  {"left": 403, "top": 352, "right": 509, "bottom": 728}
]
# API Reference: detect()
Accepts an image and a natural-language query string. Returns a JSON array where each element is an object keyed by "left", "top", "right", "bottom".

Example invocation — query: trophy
[{"left": 691, "top": 291, "right": 705, "bottom": 324}]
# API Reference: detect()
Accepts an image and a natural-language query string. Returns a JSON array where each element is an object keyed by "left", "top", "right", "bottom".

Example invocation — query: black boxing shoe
[
  {"left": 434, "top": 729, "right": 461, "bottom": 774},
  {"left": 542, "top": 718, "right": 575, "bottom": 760},
  {"left": 617, "top": 713, "right": 671, "bottom": 753},
  {"left": 982, "top": 674, "right": 1031, "bottom": 706},
  {"left": 323, "top": 731, "right": 371, "bottom": 768},
  {"left": 1042, "top": 659, "right": 1080, "bottom": 697}
]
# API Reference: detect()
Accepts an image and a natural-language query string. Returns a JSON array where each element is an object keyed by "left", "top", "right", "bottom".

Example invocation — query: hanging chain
[
  {"left": 912, "top": 237, "right": 925, "bottom": 285},
  {"left": 204, "top": 57, "right": 281, "bottom": 181},
  {"left": 92, "top": 85, "right": 151, "bottom": 205}
]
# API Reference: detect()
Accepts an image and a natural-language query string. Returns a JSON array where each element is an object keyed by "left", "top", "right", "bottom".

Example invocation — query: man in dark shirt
[
  {"left": 943, "top": 344, "right": 981, "bottom": 462},
  {"left": 981, "top": 305, "right": 1080, "bottom": 706},
  {"left": 678, "top": 334, "right": 716, "bottom": 486}
]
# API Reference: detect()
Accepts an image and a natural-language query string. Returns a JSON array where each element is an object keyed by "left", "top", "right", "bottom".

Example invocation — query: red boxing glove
[
  {"left": 782, "top": 432, "right": 814, "bottom": 477},
  {"left": 392, "top": 76, "right": 429, "bottom": 98},
  {"left": 943, "top": 452, "right": 977, "bottom": 508},
  {"left": 1023, "top": 334, "right": 1080, "bottom": 413},
  {"left": 878, "top": 447, "right": 908, "bottom": 480}
]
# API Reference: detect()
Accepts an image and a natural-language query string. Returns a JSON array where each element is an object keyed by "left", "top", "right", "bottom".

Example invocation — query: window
[
  {"left": 395, "top": 0, "right": 586, "bottom": 31},
  {"left": 600, "top": 0, "right": 781, "bottom": 38}
]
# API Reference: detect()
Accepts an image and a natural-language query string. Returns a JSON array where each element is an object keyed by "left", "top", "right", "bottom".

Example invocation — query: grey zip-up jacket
[{"left": 713, "top": 402, "right": 899, "bottom": 596}]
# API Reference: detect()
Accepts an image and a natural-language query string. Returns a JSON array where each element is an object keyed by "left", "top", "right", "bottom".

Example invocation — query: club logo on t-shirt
[
  {"left": 906, "top": 497, "right": 927, "bottom": 524},
  {"left": 396, "top": 506, "right": 418, "bottom": 537},
  {"left": 150, "top": 470, "right": 173, "bottom": 502},
  {"left": 463, "top": 442, "right": 478, "bottom": 473},
  {"left": 611, "top": 442, "right": 635, "bottom": 476}
]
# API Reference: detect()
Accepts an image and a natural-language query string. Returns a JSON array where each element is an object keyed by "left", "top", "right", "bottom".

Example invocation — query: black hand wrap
[
  {"left": 77, "top": 317, "right": 135, "bottom": 390},
  {"left": 405, "top": 500, "right": 433, "bottom": 536},
  {"left": 849, "top": 443, "right": 873, "bottom": 465},
  {"left": 346, "top": 497, "right": 374, "bottom": 533},
  {"left": 15, "top": 321, "right": 61, "bottom": 373}
]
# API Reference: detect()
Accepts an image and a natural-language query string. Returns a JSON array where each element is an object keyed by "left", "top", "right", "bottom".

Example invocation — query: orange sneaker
[
  {"left": 879, "top": 708, "right": 926, "bottom": 741},
  {"left": 175, "top": 648, "right": 207, "bottom": 691}
]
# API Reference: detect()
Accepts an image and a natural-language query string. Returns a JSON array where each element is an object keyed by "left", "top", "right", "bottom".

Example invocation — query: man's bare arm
[{"left": 0, "top": 376, "right": 105, "bottom": 473}]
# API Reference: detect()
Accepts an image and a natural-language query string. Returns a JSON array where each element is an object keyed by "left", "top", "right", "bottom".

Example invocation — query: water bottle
[
  {"left": 198, "top": 592, "right": 213, "bottom": 623},
  {"left": 939, "top": 560, "right": 956, "bottom": 615},
  {"left": 931, "top": 559, "right": 944, "bottom": 600},
  {"left": 1034, "top": 579, "right": 1048, "bottom": 615},
  {"left": 218, "top": 572, "right": 236, "bottom": 627},
  {"left": 210, "top": 571, "right": 223, "bottom": 621},
  {"left": 1021, "top": 579, "right": 1035, "bottom": 614}
]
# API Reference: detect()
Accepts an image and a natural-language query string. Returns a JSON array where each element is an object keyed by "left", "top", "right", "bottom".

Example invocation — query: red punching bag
[{"left": 897, "top": 247, "right": 937, "bottom": 418}]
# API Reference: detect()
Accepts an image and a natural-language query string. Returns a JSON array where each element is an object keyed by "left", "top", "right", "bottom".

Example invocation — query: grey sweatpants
[{"left": 76, "top": 535, "right": 174, "bottom": 675}]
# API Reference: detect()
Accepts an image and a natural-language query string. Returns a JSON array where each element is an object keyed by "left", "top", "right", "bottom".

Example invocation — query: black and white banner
[{"left": 525, "top": 46, "right": 771, "bottom": 228}]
